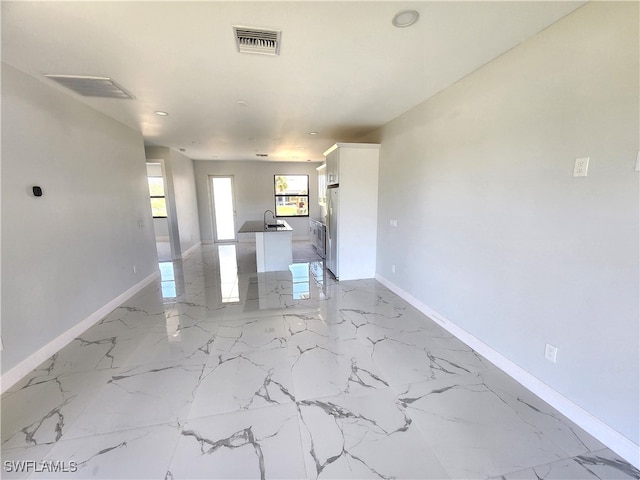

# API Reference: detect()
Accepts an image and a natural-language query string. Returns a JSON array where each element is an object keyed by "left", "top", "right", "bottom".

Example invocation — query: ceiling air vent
[
  {"left": 233, "top": 26, "right": 281, "bottom": 56},
  {"left": 256, "top": 153, "right": 269, "bottom": 158},
  {"left": 43, "top": 75, "right": 136, "bottom": 99}
]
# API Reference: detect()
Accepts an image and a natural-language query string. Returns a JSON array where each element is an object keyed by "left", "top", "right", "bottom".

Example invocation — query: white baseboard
[
  {"left": 1, "top": 270, "right": 160, "bottom": 394},
  {"left": 375, "top": 273, "right": 640, "bottom": 469}
]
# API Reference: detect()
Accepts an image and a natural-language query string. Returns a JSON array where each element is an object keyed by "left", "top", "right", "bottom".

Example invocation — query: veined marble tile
[
  {"left": 34, "top": 423, "right": 182, "bottom": 479},
  {"left": 284, "top": 311, "right": 359, "bottom": 350},
  {"left": 573, "top": 449, "right": 640, "bottom": 479},
  {"left": 393, "top": 372, "right": 572, "bottom": 478},
  {"left": 168, "top": 404, "right": 306, "bottom": 479},
  {"left": 62, "top": 361, "right": 207, "bottom": 439},
  {"left": 367, "top": 328, "right": 494, "bottom": 386},
  {"left": 107, "top": 288, "right": 171, "bottom": 319},
  {"left": 479, "top": 369, "right": 604, "bottom": 456},
  {"left": 212, "top": 315, "right": 288, "bottom": 353},
  {"left": 1, "top": 369, "right": 113, "bottom": 450},
  {"left": 161, "top": 299, "right": 226, "bottom": 326},
  {"left": 297, "top": 388, "right": 450, "bottom": 479},
  {"left": 1, "top": 443, "right": 57, "bottom": 479},
  {"left": 19, "top": 316, "right": 150, "bottom": 377},
  {"left": 289, "top": 334, "right": 388, "bottom": 401},
  {"left": 119, "top": 323, "right": 219, "bottom": 368},
  {"left": 3, "top": 245, "right": 638, "bottom": 479},
  {"left": 188, "top": 347, "right": 295, "bottom": 418},
  {"left": 495, "top": 449, "right": 640, "bottom": 479}
]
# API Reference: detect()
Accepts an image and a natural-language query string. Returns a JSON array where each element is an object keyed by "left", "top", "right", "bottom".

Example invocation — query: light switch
[{"left": 573, "top": 157, "right": 589, "bottom": 177}]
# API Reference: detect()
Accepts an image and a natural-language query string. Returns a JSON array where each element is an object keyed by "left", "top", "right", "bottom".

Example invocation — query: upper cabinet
[
  {"left": 325, "top": 147, "right": 340, "bottom": 186},
  {"left": 317, "top": 164, "right": 326, "bottom": 206}
]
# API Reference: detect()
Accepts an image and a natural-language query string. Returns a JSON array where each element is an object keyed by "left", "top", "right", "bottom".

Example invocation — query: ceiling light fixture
[
  {"left": 392, "top": 9, "right": 419, "bottom": 28},
  {"left": 309, "top": 132, "right": 318, "bottom": 135},
  {"left": 155, "top": 111, "right": 169, "bottom": 116}
]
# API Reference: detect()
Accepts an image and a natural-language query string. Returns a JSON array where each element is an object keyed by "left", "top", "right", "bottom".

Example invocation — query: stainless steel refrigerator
[{"left": 326, "top": 186, "right": 339, "bottom": 278}]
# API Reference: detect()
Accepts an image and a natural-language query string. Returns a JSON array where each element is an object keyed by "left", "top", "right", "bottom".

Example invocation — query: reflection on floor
[
  {"left": 156, "top": 241, "right": 172, "bottom": 262},
  {"left": 2, "top": 242, "right": 639, "bottom": 479}
]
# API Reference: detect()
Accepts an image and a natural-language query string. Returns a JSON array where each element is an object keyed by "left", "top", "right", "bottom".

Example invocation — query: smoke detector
[
  {"left": 44, "top": 75, "right": 136, "bottom": 99},
  {"left": 233, "top": 26, "right": 281, "bottom": 56}
]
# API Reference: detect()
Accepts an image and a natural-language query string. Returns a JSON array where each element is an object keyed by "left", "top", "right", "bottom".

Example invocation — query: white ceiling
[{"left": 1, "top": 1, "right": 585, "bottom": 162}]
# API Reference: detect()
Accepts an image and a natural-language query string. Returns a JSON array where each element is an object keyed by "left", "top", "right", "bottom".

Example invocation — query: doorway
[
  {"left": 147, "top": 161, "right": 173, "bottom": 261},
  {"left": 210, "top": 176, "right": 237, "bottom": 242}
]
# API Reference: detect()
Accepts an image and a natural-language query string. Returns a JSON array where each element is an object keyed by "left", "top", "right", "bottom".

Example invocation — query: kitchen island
[{"left": 238, "top": 220, "right": 293, "bottom": 272}]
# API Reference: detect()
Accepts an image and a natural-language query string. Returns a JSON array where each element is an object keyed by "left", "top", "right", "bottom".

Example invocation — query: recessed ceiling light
[
  {"left": 298, "top": 146, "right": 306, "bottom": 150},
  {"left": 309, "top": 132, "right": 318, "bottom": 135},
  {"left": 392, "top": 9, "right": 419, "bottom": 28},
  {"left": 155, "top": 111, "right": 169, "bottom": 116}
]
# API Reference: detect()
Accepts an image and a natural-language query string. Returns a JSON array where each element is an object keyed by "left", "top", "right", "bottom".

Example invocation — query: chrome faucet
[{"left": 264, "top": 209, "right": 276, "bottom": 227}]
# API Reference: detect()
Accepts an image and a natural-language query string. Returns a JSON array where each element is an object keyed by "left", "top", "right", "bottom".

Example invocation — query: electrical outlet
[
  {"left": 573, "top": 157, "right": 589, "bottom": 177},
  {"left": 390, "top": 219, "right": 398, "bottom": 228},
  {"left": 545, "top": 343, "right": 558, "bottom": 363}
]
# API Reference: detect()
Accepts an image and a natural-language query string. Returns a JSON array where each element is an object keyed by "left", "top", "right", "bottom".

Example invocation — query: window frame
[{"left": 273, "top": 174, "right": 310, "bottom": 218}]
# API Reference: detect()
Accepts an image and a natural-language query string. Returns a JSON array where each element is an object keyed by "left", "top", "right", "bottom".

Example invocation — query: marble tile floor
[{"left": 2, "top": 242, "right": 638, "bottom": 479}]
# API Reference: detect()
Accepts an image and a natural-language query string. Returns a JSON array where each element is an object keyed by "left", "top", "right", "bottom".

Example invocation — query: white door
[{"left": 210, "top": 176, "right": 237, "bottom": 242}]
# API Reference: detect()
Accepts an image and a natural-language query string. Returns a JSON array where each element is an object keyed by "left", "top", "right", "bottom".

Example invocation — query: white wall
[
  {"left": 145, "top": 147, "right": 201, "bottom": 257},
  {"left": 194, "top": 160, "right": 323, "bottom": 243},
  {"left": 1, "top": 63, "right": 158, "bottom": 375},
  {"left": 372, "top": 2, "right": 639, "bottom": 449}
]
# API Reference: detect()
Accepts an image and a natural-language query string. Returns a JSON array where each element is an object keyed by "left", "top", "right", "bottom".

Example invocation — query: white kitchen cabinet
[
  {"left": 325, "top": 148, "right": 339, "bottom": 186},
  {"left": 316, "top": 164, "right": 326, "bottom": 205},
  {"left": 323, "top": 143, "right": 380, "bottom": 281},
  {"left": 308, "top": 218, "right": 326, "bottom": 258}
]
